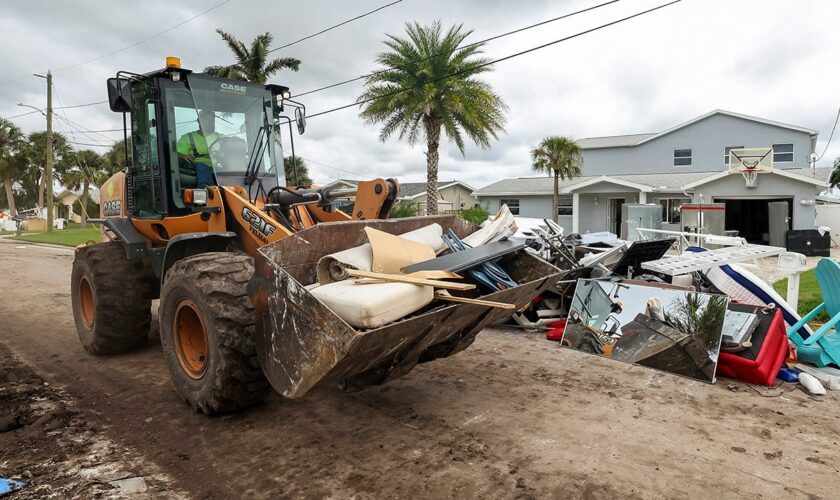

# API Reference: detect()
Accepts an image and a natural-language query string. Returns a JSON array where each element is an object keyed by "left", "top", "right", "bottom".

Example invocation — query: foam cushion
[
  {"left": 717, "top": 304, "right": 788, "bottom": 386},
  {"left": 309, "top": 280, "right": 433, "bottom": 330}
]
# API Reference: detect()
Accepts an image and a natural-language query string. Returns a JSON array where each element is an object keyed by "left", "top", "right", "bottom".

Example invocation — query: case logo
[
  {"left": 221, "top": 83, "right": 247, "bottom": 94},
  {"left": 103, "top": 200, "right": 122, "bottom": 217}
]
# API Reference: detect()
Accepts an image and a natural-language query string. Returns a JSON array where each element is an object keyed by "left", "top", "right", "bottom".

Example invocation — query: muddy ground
[{"left": 0, "top": 240, "right": 838, "bottom": 499}]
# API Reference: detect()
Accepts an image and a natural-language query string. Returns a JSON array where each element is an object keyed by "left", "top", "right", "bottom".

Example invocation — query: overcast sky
[{"left": 1, "top": 0, "right": 838, "bottom": 188}]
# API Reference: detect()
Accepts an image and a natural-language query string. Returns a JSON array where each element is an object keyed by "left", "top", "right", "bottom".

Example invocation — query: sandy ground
[{"left": 0, "top": 239, "right": 838, "bottom": 499}]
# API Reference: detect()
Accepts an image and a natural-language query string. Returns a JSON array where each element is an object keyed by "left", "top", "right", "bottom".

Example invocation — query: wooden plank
[
  {"left": 346, "top": 269, "right": 475, "bottom": 290},
  {"left": 434, "top": 291, "right": 515, "bottom": 310}
]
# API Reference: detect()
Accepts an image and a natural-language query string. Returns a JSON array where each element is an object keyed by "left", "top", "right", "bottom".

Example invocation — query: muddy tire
[
  {"left": 159, "top": 253, "right": 269, "bottom": 414},
  {"left": 71, "top": 242, "right": 154, "bottom": 355}
]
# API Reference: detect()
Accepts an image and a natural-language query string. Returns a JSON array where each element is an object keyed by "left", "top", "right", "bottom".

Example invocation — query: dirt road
[{"left": 1, "top": 240, "right": 837, "bottom": 499}]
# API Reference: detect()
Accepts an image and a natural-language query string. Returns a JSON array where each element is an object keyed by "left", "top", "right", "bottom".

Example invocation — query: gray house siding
[
  {"left": 480, "top": 195, "right": 573, "bottom": 232},
  {"left": 694, "top": 174, "right": 820, "bottom": 231},
  {"left": 582, "top": 113, "right": 814, "bottom": 176}
]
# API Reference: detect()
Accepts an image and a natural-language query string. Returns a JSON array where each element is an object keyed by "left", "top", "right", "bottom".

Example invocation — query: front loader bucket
[{"left": 249, "top": 216, "right": 561, "bottom": 399}]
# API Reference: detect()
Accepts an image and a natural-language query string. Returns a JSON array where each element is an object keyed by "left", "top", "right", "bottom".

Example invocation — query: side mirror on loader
[
  {"left": 107, "top": 78, "right": 132, "bottom": 113},
  {"left": 295, "top": 106, "right": 306, "bottom": 135}
]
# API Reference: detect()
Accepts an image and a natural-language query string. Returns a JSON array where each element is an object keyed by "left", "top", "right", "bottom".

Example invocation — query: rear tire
[
  {"left": 71, "top": 242, "right": 154, "bottom": 355},
  {"left": 159, "top": 253, "right": 269, "bottom": 414}
]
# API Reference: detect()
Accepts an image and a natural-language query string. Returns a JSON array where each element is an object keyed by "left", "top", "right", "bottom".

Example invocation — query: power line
[
  {"left": 3, "top": 100, "right": 108, "bottom": 121},
  {"left": 299, "top": 156, "right": 369, "bottom": 179},
  {"left": 817, "top": 106, "right": 840, "bottom": 161},
  {"left": 0, "top": 0, "right": 234, "bottom": 86},
  {"left": 54, "top": 115, "right": 112, "bottom": 145},
  {"left": 274, "top": 0, "right": 402, "bottom": 52},
  {"left": 296, "top": 0, "right": 619, "bottom": 98},
  {"left": 53, "top": 111, "right": 117, "bottom": 143},
  {"left": 214, "top": 0, "right": 404, "bottom": 72},
  {"left": 55, "top": 100, "right": 108, "bottom": 110},
  {"left": 66, "top": 140, "right": 112, "bottom": 148},
  {"left": 308, "top": 0, "right": 682, "bottom": 119},
  {"left": 74, "top": 128, "right": 123, "bottom": 133}
]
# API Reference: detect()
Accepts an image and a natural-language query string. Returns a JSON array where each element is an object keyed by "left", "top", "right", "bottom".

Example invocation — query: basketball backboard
[{"left": 728, "top": 147, "right": 773, "bottom": 187}]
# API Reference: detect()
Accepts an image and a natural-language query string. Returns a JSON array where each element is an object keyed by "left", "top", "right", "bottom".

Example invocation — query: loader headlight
[{"left": 184, "top": 188, "right": 208, "bottom": 206}]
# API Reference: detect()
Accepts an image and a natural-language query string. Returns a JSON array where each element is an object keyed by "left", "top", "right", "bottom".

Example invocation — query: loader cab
[{"left": 108, "top": 61, "right": 299, "bottom": 219}]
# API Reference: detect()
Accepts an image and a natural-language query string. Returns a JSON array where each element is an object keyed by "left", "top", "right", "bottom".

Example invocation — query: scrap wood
[
  {"left": 365, "top": 227, "right": 436, "bottom": 275},
  {"left": 434, "top": 290, "right": 516, "bottom": 309},
  {"left": 346, "top": 269, "right": 475, "bottom": 290},
  {"left": 355, "top": 270, "right": 463, "bottom": 284}
]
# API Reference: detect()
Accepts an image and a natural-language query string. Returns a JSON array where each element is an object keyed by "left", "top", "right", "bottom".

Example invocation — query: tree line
[{"left": 0, "top": 118, "right": 127, "bottom": 226}]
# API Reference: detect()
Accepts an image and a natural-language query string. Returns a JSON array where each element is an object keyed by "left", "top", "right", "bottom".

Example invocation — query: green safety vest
[{"left": 177, "top": 131, "right": 220, "bottom": 166}]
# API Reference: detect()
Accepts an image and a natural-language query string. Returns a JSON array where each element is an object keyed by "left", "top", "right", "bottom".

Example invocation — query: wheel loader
[{"left": 72, "top": 58, "right": 560, "bottom": 414}]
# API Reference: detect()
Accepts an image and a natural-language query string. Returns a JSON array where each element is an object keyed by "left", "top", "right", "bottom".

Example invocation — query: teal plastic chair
[{"left": 787, "top": 258, "right": 840, "bottom": 367}]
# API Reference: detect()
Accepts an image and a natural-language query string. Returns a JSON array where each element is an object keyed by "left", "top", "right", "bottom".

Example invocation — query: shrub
[
  {"left": 458, "top": 205, "right": 490, "bottom": 226},
  {"left": 390, "top": 200, "right": 418, "bottom": 218}
]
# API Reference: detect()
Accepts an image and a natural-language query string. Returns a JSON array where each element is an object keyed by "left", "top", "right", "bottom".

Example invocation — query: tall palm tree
[
  {"left": 531, "top": 136, "right": 583, "bottom": 223},
  {"left": 204, "top": 29, "right": 301, "bottom": 84},
  {"left": 283, "top": 156, "right": 312, "bottom": 186},
  {"left": 358, "top": 21, "right": 507, "bottom": 215},
  {"left": 60, "top": 150, "right": 104, "bottom": 227},
  {"left": 104, "top": 137, "right": 132, "bottom": 171},
  {"left": 23, "top": 131, "right": 70, "bottom": 209},
  {"left": 0, "top": 118, "right": 25, "bottom": 215}
]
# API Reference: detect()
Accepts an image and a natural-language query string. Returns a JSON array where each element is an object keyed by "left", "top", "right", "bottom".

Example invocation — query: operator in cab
[{"left": 177, "top": 109, "right": 221, "bottom": 188}]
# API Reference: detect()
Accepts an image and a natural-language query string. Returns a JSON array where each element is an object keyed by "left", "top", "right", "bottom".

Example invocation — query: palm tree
[
  {"left": 283, "top": 156, "right": 312, "bottom": 186},
  {"left": 60, "top": 150, "right": 105, "bottom": 227},
  {"left": 0, "top": 118, "right": 25, "bottom": 215},
  {"left": 204, "top": 29, "right": 301, "bottom": 84},
  {"left": 531, "top": 136, "right": 583, "bottom": 223},
  {"left": 23, "top": 131, "right": 70, "bottom": 209},
  {"left": 103, "top": 137, "right": 132, "bottom": 170},
  {"left": 831, "top": 156, "right": 840, "bottom": 189},
  {"left": 358, "top": 21, "right": 507, "bottom": 215}
]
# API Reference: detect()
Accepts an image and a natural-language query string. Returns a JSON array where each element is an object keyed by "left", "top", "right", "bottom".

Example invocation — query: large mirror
[{"left": 563, "top": 279, "right": 729, "bottom": 383}]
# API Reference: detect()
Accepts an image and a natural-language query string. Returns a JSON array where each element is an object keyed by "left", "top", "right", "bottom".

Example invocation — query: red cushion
[
  {"left": 717, "top": 308, "right": 787, "bottom": 386},
  {"left": 546, "top": 320, "right": 567, "bottom": 342}
]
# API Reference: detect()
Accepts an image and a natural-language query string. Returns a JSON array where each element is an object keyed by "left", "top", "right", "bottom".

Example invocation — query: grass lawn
[
  {"left": 773, "top": 269, "right": 828, "bottom": 322},
  {"left": 11, "top": 226, "right": 101, "bottom": 247}
]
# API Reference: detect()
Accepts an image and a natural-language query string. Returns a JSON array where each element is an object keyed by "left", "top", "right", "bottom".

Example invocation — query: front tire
[
  {"left": 159, "top": 253, "right": 269, "bottom": 414},
  {"left": 71, "top": 242, "right": 154, "bottom": 355}
]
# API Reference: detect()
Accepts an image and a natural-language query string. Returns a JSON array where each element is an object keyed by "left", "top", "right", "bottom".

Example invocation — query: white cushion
[{"left": 309, "top": 280, "right": 433, "bottom": 329}]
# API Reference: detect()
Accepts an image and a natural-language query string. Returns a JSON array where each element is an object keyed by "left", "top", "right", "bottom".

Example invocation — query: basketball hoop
[{"left": 728, "top": 147, "right": 774, "bottom": 188}]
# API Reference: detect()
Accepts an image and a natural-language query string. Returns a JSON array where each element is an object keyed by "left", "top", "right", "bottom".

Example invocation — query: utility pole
[{"left": 45, "top": 70, "right": 54, "bottom": 232}]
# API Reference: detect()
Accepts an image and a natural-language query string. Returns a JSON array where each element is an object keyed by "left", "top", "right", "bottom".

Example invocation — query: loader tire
[
  {"left": 159, "top": 253, "right": 269, "bottom": 414},
  {"left": 71, "top": 241, "right": 154, "bottom": 355}
]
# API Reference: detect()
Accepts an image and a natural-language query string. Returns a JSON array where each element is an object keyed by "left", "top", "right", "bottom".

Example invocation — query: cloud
[{"left": 1, "top": 0, "right": 839, "bottom": 190}]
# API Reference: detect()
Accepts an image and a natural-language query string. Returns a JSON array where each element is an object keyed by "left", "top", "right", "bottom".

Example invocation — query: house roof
[
  {"left": 578, "top": 110, "right": 818, "bottom": 150},
  {"left": 319, "top": 178, "right": 360, "bottom": 189},
  {"left": 54, "top": 187, "right": 101, "bottom": 204},
  {"left": 473, "top": 168, "right": 832, "bottom": 196},
  {"left": 577, "top": 133, "right": 657, "bottom": 149},
  {"left": 318, "top": 179, "right": 476, "bottom": 199},
  {"left": 398, "top": 180, "right": 476, "bottom": 199}
]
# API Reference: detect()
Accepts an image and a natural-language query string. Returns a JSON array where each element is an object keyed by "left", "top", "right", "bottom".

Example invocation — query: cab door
[{"left": 129, "top": 80, "right": 165, "bottom": 218}]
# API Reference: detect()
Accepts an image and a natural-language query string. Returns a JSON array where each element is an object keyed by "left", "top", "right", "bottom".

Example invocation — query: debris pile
[{"left": 502, "top": 214, "right": 839, "bottom": 393}]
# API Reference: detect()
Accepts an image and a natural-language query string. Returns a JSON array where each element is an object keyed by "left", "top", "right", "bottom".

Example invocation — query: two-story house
[{"left": 474, "top": 110, "right": 832, "bottom": 243}]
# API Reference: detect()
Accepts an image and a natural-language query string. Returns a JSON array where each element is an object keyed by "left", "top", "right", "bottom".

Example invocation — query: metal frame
[
  {"left": 640, "top": 244, "right": 786, "bottom": 276},
  {"left": 636, "top": 227, "right": 747, "bottom": 253}
]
